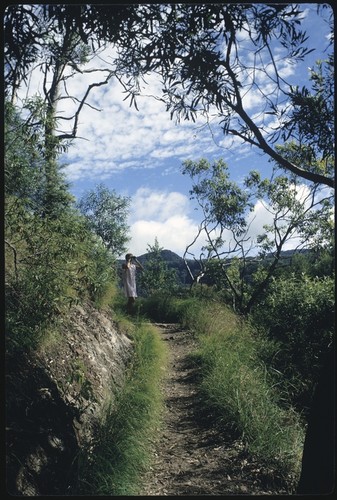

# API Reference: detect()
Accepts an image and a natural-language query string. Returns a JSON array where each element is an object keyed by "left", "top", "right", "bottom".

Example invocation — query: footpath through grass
[
  {"left": 140, "top": 294, "right": 305, "bottom": 491},
  {"left": 77, "top": 293, "right": 305, "bottom": 494},
  {"left": 190, "top": 304, "right": 304, "bottom": 486}
]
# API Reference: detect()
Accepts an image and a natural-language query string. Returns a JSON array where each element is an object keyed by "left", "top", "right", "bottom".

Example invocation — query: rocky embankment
[{"left": 6, "top": 302, "right": 133, "bottom": 496}]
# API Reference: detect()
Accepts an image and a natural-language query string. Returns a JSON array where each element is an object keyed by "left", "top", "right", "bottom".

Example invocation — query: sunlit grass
[
  {"left": 78, "top": 294, "right": 305, "bottom": 494},
  {"left": 141, "top": 294, "right": 305, "bottom": 490}
]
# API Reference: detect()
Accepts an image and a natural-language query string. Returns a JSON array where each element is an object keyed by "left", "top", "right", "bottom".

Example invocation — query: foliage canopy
[{"left": 4, "top": 3, "right": 334, "bottom": 187}]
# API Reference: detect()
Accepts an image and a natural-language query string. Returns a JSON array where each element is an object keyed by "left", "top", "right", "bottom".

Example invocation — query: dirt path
[{"left": 141, "top": 323, "right": 289, "bottom": 496}]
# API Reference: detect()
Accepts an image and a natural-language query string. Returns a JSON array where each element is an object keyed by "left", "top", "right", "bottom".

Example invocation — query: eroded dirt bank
[{"left": 6, "top": 302, "right": 133, "bottom": 496}]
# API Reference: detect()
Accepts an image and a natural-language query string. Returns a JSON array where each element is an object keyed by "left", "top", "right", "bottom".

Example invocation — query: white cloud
[
  {"left": 127, "top": 216, "right": 200, "bottom": 258},
  {"left": 60, "top": 71, "right": 227, "bottom": 184},
  {"left": 246, "top": 199, "right": 274, "bottom": 242},
  {"left": 118, "top": 187, "right": 202, "bottom": 257},
  {"left": 131, "top": 187, "right": 190, "bottom": 221}
]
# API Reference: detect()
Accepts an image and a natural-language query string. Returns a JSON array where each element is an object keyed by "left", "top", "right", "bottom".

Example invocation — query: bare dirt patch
[{"left": 141, "top": 323, "right": 290, "bottom": 496}]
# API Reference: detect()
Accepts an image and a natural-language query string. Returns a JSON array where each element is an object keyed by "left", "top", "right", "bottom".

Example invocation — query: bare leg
[{"left": 127, "top": 297, "right": 135, "bottom": 315}]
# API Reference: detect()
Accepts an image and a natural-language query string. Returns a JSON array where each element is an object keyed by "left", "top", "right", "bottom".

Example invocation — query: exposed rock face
[{"left": 6, "top": 302, "right": 134, "bottom": 496}]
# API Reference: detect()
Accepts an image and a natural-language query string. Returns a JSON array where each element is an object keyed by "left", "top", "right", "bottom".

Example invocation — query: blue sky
[{"left": 20, "top": 3, "right": 334, "bottom": 258}]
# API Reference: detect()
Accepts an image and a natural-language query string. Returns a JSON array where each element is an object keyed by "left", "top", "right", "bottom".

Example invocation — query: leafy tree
[
  {"left": 3, "top": 4, "right": 133, "bottom": 97},
  {"left": 5, "top": 101, "right": 44, "bottom": 204},
  {"left": 282, "top": 56, "right": 334, "bottom": 168},
  {"left": 139, "top": 238, "right": 178, "bottom": 296},
  {"left": 76, "top": 183, "right": 130, "bottom": 256},
  {"left": 109, "top": 3, "right": 334, "bottom": 188},
  {"left": 244, "top": 165, "right": 333, "bottom": 310},
  {"left": 4, "top": 4, "right": 43, "bottom": 103},
  {"left": 182, "top": 157, "right": 333, "bottom": 313},
  {"left": 5, "top": 99, "right": 74, "bottom": 217},
  {"left": 4, "top": 5, "right": 116, "bottom": 217}
]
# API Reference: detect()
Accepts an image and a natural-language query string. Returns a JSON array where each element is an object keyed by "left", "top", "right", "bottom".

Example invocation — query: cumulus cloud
[
  {"left": 62, "top": 72, "right": 228, "bottom": 183},
  {"left": 122, "top": 187, "right": 200, "bottom": 257},
  {"left": 128, "top": 216, "right": 200, "bottom": 258}
]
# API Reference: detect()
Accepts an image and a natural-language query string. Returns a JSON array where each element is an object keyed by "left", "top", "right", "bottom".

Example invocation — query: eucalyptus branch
[
  {"left": 183, "top": 223, "right": 205, "bottom": 283},
  {"left": 234, "top": 101, "right": 334, "bottom": 188},
  {"left": 220, "top": 53, "right": 335, "bottom": 188},
  {"left": 56, "top": 72, "right": 114, "bottom": 140}
]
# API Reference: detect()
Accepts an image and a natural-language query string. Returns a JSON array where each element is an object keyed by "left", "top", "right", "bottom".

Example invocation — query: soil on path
[{"left": 141, "top": 323, "right": 290, "bottom": 496}]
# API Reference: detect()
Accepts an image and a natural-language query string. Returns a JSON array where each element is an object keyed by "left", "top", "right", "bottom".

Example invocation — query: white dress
[{"left": 122, "top": 263, "right": 137, "bottom": 297}]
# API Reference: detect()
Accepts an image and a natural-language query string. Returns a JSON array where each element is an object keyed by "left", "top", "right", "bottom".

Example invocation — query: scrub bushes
[
  {"left": 249, "top": 273, "right": 335, "bottom": 413},
  {"left": 5, "top": 195, "right": 118, "bottom": 354}
]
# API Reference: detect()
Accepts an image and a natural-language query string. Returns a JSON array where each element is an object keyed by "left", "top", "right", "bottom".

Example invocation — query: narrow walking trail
[{"left": 141, "top": 323, "right": 288, "bottom": 496}]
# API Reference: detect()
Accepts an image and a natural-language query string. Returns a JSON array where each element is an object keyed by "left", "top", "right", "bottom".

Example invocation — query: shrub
[
  {"left": 250, "top": 273, "right": 335, "bottom": 412},
  {"left": 5, "top": 196, "right": 119, "bottom": 353},
  {"left": 137, "top": 292, "right": 183, "bottom": 322}
]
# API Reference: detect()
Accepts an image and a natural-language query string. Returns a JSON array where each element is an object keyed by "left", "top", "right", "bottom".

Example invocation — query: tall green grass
[
  {"left": 79, "top": 294, "right": 305, "bottom": 494},
  {"left": 77, "top": 321, "right": 168, "bottom": 496},
  {"left": 182, "top": 300, "right": 305, "bottom": 488}
]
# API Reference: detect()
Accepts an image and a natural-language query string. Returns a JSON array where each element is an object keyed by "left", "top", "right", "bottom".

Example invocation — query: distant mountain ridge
[
  {"left": 136, "top": 247, "right": 309, "bottom": 264},
  {"left": 117, "top": 249, "right": 194, "bottom": 286},
  {"left": 118, "top": 247, "right": 311, "bottom": 287},
  {"left": 137, "top": 249, "right": 184, "bottom": 263}
]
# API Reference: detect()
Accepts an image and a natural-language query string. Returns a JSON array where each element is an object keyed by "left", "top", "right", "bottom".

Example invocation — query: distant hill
[
  {"left": 137, "top": 249, "right": 184, "bottom": 264},
  {"left": 117, "top": 247, "right": 313, "bottom": 288},
  {"left": 117, "top": 249, "right": 184, "bottom": 267},
  {"left": 117, "top": 249, "right": 199, "bottom": 286}
]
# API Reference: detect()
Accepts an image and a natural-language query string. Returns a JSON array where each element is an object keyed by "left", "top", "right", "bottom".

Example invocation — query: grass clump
[
  {"left": 77, "top": 321, "right": 168, "bottom": 496},
  {"left": 163, "top": 297, "right": 305, "bottom": 490}
]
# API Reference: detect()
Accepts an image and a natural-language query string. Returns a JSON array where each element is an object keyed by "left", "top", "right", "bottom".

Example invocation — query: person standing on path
[{"left": 122, "top": 253, "right": 144, "bottom": 314}]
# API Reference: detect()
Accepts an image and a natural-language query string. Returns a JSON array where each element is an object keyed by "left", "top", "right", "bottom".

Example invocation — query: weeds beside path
[{"left": 141, "top": 323, "right": 289, "bottom": 496}]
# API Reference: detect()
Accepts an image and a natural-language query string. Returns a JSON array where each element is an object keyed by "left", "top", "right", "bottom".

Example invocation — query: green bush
[
  {"left": 137, "top": 292, "right": 183, "bottom": 322},
  {"left": 250, "top": 273, "right": 335, "bottom": 412},
  {"left": 81, "top": 241, "right": 117, "bottom": 309},
  {"left": 138, "top": 239, "right": 179, "bottom": 297},
  {"left": 5, "top": 196, "right": 119, "bottom": 353}
]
